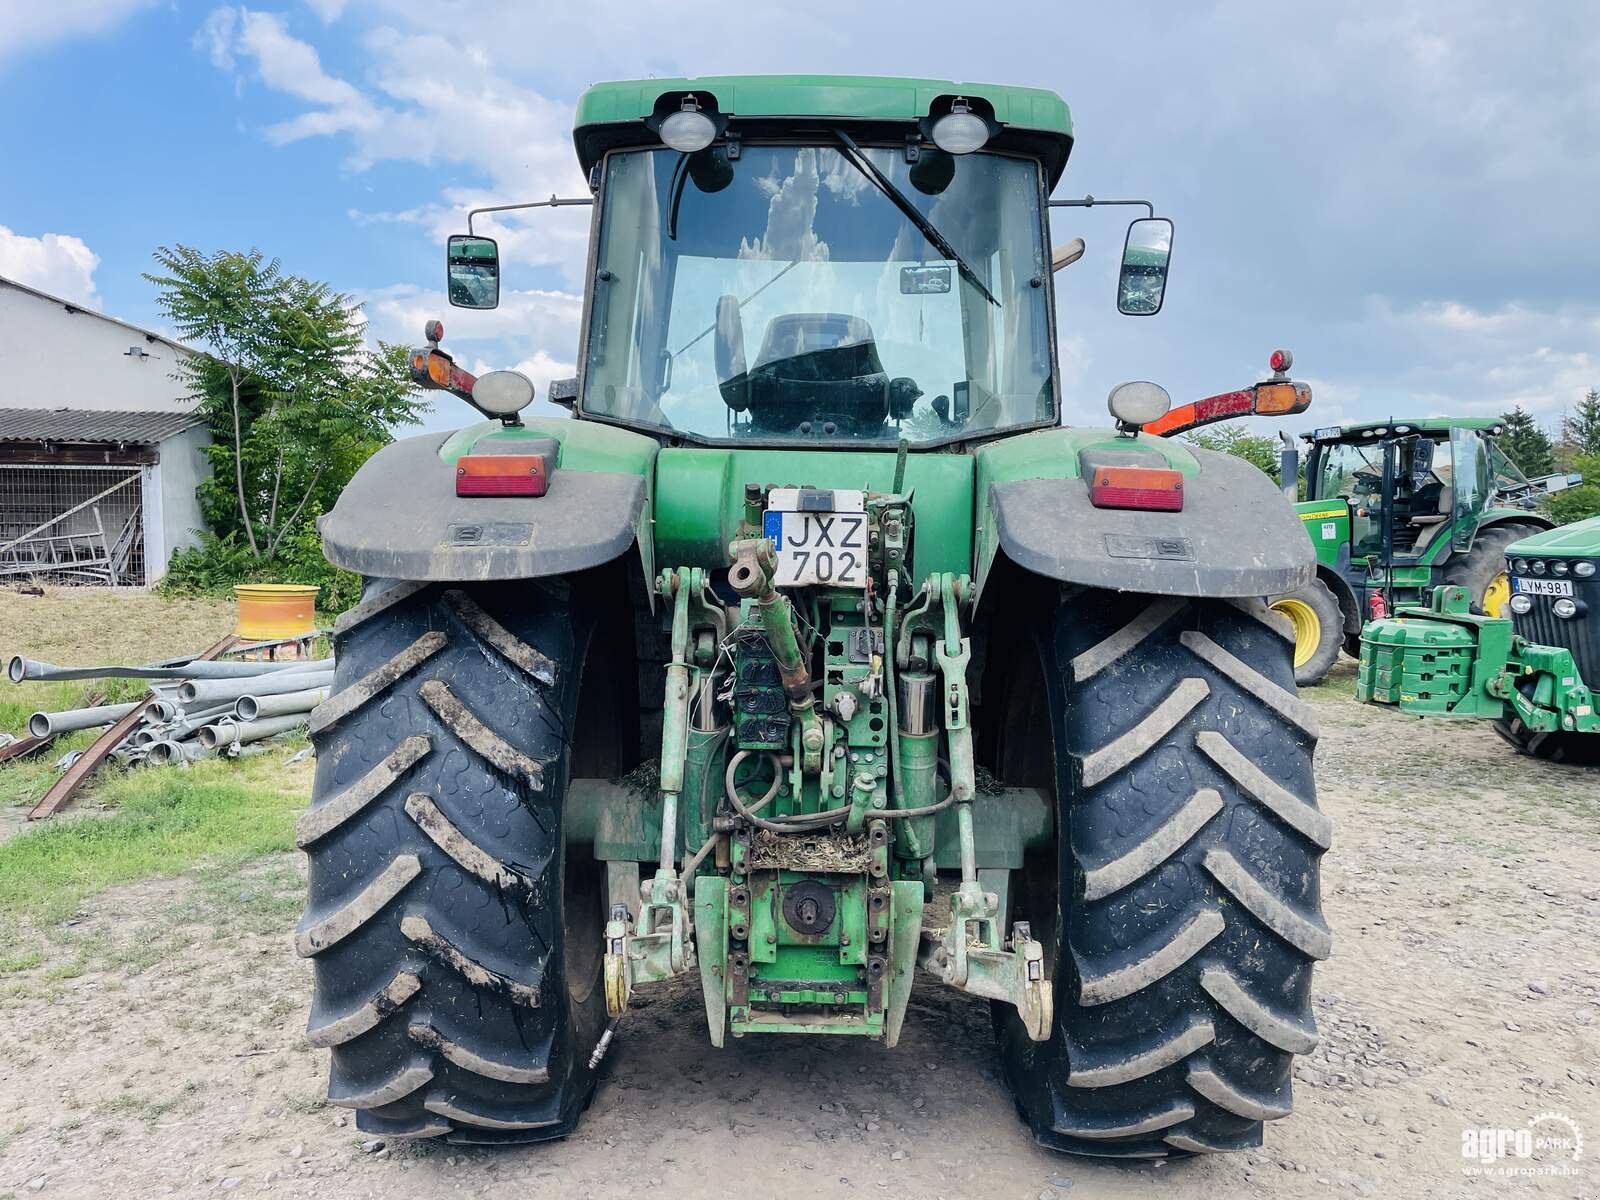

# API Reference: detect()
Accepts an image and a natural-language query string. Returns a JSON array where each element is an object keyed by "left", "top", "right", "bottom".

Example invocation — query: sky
[{"left": 2, "top": 0, "right": 1597, "bottom": 437}]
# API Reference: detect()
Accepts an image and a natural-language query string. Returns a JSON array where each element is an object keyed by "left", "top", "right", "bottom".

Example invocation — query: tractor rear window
[{"left": 581, "top": 144, "right": 1054, "bottom": 445}]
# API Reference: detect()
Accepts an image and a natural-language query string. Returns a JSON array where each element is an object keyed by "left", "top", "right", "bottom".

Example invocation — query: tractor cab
[
  {"left": 1302, "top": 418, "right": 1520, "bottom": 563},
  {"left": 437, "top": 80, "right": 1177, "bottom": 448},
  {"left": 1272, "top": 415, "right": 1559, "bottom": 687}
]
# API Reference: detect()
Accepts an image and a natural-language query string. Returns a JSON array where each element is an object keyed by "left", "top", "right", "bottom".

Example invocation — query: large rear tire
[
  {"left": 1441, "top": 522, "right": 1544, "bottom": 616},
  {"left": 1268, "top": 578, "right": 1344, "bottom": 686},
  {"left": 999, "top": 591, "right": 1331, "bottom": 1157},
  {"left": 296, "top": 579, "right": 612, "bottom": 1144}
]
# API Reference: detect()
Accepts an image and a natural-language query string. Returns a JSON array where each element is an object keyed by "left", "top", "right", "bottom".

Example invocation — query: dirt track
[{"left": 1, "top": 664, "right": 1596, "bottom": 1199}]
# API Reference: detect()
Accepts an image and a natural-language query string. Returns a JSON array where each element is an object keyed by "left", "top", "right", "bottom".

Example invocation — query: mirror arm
[
  {"left": 468, "top": 195, "right": 594, "bottom": 235},
  {"left": 410, "top": 346, "right": 496, "bottom": 420},
  {"left": 1048, "top": 195, "right": 1156, "bottom": 218}
]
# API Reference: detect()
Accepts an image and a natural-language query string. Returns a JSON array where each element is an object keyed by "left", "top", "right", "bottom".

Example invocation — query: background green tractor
[
  {"left": 299, "top": 76, "right": 1330, "bottom": 1159},
  {"left": 1269, "top": 418, "right": 1580, "bottom": 685},
  {"left": 1356, "top": 515, "right": 1600, "bottom": 763}
]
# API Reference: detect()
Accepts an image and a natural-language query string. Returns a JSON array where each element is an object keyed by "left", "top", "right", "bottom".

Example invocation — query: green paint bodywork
[
  {"left": 1293, "top": 500, "right": 1352, "bottom": 570},
  {"left": 1505, "top": 516, "right": 1600, "bottom": 557},
  {"left": 654, "top": 447, "right": 976, "bottom": 583},
  {"left": 440, "top": 416, "right": 659, "bottom": 474},
  {"left": 931, "top": 787, "right": 1052, "bottom": 870},
  {"left": 1358, "top": 586, "right": 1598, "bottom": 735},
  {"left": 574, "top": 74, "right": 1073, "bottom": 183}
]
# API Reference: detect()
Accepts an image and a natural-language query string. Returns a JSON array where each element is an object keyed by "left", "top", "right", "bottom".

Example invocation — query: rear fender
[
  {"left": 974, "top": 428, "right": 1313, "bottom": 599},
  {"left": 320, "top": 420, "right": 659, "bottom": 584}
]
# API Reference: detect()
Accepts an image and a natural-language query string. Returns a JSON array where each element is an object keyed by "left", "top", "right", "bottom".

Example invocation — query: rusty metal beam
[{"left": 27, "top": 639, "right": 236, "bottom": 821}]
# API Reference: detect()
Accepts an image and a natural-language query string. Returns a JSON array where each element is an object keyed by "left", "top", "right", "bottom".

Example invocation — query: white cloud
[
  {"left": 303, "top": 0, "right": 348, "bottom": 21},
  {"left": 0, "top": 0, "right": 154, "bottom": 59},
  {"left": 359, "top": 283, "right": 581, "bottom": 348},
  {"left": 0, "top": 226, "right": 101, "bottom": 306},
  {"left": 1351, "top": 297, "right": 1598, "bottom": 425}
]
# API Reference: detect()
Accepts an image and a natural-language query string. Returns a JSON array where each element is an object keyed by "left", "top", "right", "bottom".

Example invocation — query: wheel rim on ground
[
  {"left": 1270, "top": 597, "right": 1320, "bottom": 669},
  {"left": 1482, "top": 571, "right": 1510, "bottom": 617}
]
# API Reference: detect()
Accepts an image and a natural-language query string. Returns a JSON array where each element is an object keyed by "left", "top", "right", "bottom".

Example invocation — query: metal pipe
[
  {"left": 235, "top": 686, "right": 329, "bottom": 722},
  {"left": 147, "top": 738, "right": 212, "bottom": 766},
  {"left": 27, "top": 701, "right": 141, "bottom": 740},
  {"left": 180, "top": 667, "right": 334, "bottom": 707},
  {"left": 167, "top": 702, "right": 243, "bottom": 740},
  {"left": 196, "top": 712, "right": 309, "bottom": 750},
  {"left": 7, "top": 655, "right": 325, "bottom": 684}
]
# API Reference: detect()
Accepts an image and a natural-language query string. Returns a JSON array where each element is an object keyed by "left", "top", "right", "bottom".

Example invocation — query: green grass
[{"left": 0, "top": 745, "right": 311, "bottom": 930}]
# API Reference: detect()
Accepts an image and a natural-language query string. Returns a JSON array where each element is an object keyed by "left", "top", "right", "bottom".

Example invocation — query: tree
[
  {"left": 1562, "top": 389, "right": 1600, "bottom": 458},
  {"left": 147, "top": 247, "right": 421, "bottom": 561},
  {"left": 1185, "top": 423, "right": 1285, "bottom": 484},
  {"left": 1498, "top": 406, "right": 1556, "bottom": 477},
  {"left": 1545, "top": 451, "right": 1600, "bottom": 525}
]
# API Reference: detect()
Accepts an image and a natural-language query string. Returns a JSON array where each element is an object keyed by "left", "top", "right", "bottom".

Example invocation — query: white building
[{"left": 0, "top": 276, "right": 209, "bottom": 585}]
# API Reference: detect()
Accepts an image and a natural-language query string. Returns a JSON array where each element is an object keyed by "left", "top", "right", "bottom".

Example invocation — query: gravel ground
[{"left": 0, "top": 663, "right": 1595, "bottom": 1199}]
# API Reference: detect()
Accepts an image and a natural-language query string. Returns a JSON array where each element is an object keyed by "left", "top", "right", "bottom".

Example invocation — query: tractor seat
[{"left": 1409, "top": 485, "right": 1452, "bottom": 526}]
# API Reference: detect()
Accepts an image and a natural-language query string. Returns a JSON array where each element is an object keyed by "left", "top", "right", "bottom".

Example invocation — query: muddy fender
[
  {"left": 321, "top": 432, "right": 649, "bottom": 582},
  {"left": 984, "top": 446, "right": 1313, "bottom": 599}
]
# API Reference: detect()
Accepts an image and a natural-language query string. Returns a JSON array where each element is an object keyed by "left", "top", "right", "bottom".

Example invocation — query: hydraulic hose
[{"left": 724, "top": 750, "right": 851, "bottom": 833}]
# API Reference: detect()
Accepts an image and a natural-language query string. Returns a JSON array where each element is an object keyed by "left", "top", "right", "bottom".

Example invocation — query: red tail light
[
  {"left": 1088, "top": 465, "right": 1184, "bottom": 511},
  {"left": 456, "top": 454, "right": 550, "bottom": 497}
]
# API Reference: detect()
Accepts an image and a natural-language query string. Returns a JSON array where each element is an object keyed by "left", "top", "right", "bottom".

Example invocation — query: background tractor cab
[{"left": 1269, "top": 417, "right": 1580, "bottom": 685}]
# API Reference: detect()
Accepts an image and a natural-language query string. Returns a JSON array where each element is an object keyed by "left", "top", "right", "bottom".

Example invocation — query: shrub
[{"left": 160, "top": 515, "right": 361, "bottom": 614}]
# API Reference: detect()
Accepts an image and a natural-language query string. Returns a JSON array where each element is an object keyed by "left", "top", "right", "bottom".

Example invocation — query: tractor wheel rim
[
  {"left": 1271, "top": 598, "right": 1320, "bottom": 668},
  {"left": 1483, "top": 571, "right": 1511, "bottom": 617}
]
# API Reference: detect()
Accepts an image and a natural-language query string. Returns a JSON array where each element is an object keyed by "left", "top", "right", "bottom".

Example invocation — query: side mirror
[
  {"left": 1117, "top": 218, "right": 1173, "bottom": 316},
  {"left": 447, "top": 234, "right": 500, "bottom": 310}
]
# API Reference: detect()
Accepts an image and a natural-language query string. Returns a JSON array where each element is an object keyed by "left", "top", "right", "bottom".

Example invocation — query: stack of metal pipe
[{"left": 8, "top": 651, "right": 332, "bottom": 769}]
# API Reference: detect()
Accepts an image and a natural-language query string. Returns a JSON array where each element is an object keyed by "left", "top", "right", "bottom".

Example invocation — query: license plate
[
  {"left": 1512, "top": 577, "right": 1573, "bottom": 597},
  {"left": 762, "top": 491, "right": 868, "bottom": 588}
]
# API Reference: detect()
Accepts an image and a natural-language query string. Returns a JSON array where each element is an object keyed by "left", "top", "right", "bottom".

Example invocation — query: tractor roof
[
  {"left": 574, "top": 75, "right": 1075, "bottom": 186},
  {"left": 1304, "top": 416, "right": 1506, "bottom": 443}
]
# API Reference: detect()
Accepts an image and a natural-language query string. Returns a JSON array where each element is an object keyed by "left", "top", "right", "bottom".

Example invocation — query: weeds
[{"left": 0, "top": 750, "right": 311, "bottom": 931}]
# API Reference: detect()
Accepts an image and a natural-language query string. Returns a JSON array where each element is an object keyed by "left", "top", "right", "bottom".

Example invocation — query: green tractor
[
  {"left": 1356, "top": 515, "right": 1600, "bottom": 762},
  {"left": 300, "top": 76, "right": 1331, "bottom": 1158},
  {"left": 1268, "top": 418, "right": 1577, "bottom": 685}
]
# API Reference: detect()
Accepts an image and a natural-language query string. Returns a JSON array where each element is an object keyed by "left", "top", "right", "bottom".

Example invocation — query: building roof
[
  {"left": 0, "top": 408, "right": 205, "bottom": 444},
  {"left": 0, "top": 275, "right": 196, "bottom": 357}
]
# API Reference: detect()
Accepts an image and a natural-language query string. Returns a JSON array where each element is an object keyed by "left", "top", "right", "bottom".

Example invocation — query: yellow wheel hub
[
  {"left": 1271, "top": 598, "right": 1321, "bottom": 669},
  {"left": 1483, "top": 571, "right": 1511, "bottom": 617}
]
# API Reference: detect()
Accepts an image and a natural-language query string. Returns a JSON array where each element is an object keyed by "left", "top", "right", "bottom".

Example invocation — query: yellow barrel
[{"left": 234, "top": 584, "right": 320, "bottom": 639}]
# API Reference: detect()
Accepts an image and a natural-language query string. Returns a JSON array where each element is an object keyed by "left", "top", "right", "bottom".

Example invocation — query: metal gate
[{"left": 0, "top": 464, "right": 147, "bottom": 586}]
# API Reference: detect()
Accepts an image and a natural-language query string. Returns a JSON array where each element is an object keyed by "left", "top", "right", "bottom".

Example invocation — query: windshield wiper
[{"left": 833, "top": 128, "right": 999, "bottom": 308}]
